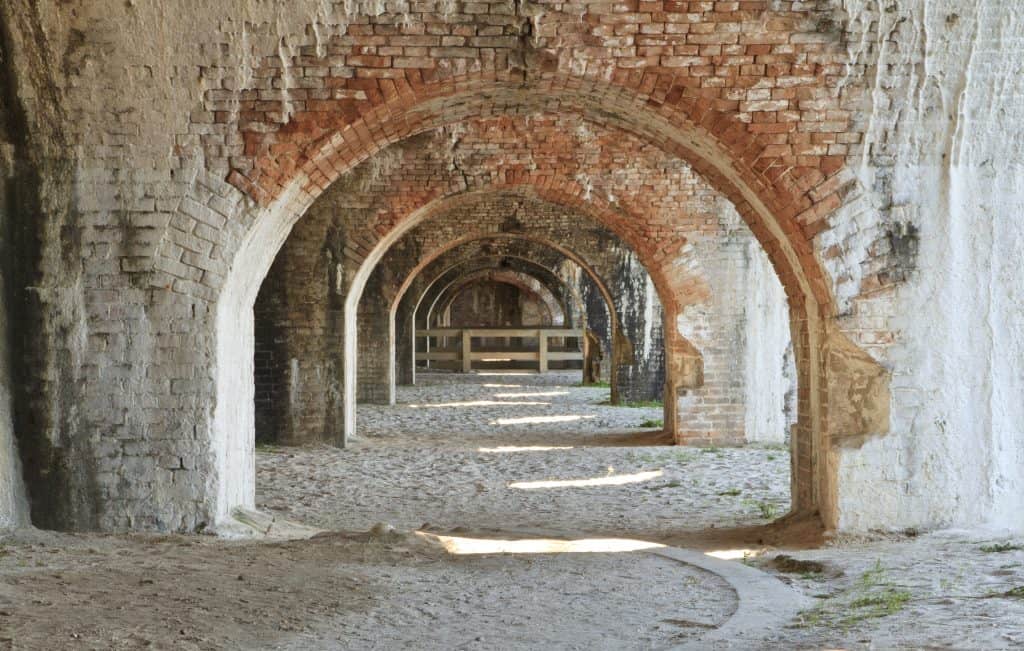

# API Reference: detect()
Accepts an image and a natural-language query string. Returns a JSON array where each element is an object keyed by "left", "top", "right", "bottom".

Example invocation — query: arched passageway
[
  {"left": 7, "top": 3, "right": 1024, "bottom": 648},
  {"left": 201, "top": 71, "right": 888, "bottom": 532},
  {"left": 7, "top": 4, "right": 897, "bottom": 537},
  {"left": 249, "top": 122, "right": 797, "bottom": 545}
]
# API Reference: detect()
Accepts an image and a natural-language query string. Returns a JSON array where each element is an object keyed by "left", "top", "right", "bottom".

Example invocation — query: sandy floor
[
  {"left": 1, "top": 372, "right": 1022, "bottom": 649},
  {"left": 302, "top": 371, "right": 789, "bottom": 535},
  {"left": 357, "top": 371, "right": 669, "bottom": 441},
  {"left": 0, "top": 527, "right": 735, "bottom": 651}
]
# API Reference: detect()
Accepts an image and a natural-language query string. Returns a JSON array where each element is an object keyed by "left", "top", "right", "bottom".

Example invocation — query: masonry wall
[
  {"left": 560, "top": 234, "right": 667, "bottom": 404},
  {"left": 743, "top": 238, "right": 796, "bottom": 444},
  {"left": 0, "top": 127, "right": 28, "bottom": 528},
  {"left": 607, "top": 244, "right": 666, "bottom": 404},
  {"left": 671, "top": 198, "right": 784, "bottom": 445},
  {"left": 0, "top": 9, "right": 88, "bottom": 529},
  {"left": 568, "top": 263, "right": 614, "bottom": 383},
  {"left": 823, "top": 1, "right": 1024, "bottom": 531},
  {"left": 253, "top": 201, "right": 348, "bottom": 444},
  {"left": 355, "top": 261, "right": 394, "bottom": 405}
]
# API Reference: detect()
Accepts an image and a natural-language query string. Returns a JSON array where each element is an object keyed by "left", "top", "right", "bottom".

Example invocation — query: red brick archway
[
  {"left": 430, "top": 271, "right": 564, "bottom": 327},
  {"left": 213, "top": 75, "right": 854, "bottom": 527},
  {"left": 389, "top": 230, "right": 642, "bottom": 408},
  {"left": 227, "top": 73, "right": 842, "bottom": 313}
]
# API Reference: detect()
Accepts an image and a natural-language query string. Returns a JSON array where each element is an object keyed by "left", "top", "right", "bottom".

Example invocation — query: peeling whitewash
[{"left": 831, "top": 0, "right": 1024, "bottom": 532}]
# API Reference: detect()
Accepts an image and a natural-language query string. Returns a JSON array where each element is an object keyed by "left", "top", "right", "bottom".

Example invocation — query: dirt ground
[
  {"left": 2, "top": 372, "right": 1023, "bottom": 649},
  {"left": 0, "top": 527, "right": 737, "bottom": 650}
]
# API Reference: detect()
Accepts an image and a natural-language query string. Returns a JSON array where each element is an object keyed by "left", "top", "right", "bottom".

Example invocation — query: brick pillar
[
  {"left": 395, "top": 298, "right": 416, "bottom": 386},
  {"left": 356, "top": 269, "right": 393, "bottom": 405}
]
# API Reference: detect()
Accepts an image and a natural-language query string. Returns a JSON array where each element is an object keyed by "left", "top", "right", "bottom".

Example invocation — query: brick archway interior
[{"left": 215, "top": 83, "right": 840, "bottom": 528}]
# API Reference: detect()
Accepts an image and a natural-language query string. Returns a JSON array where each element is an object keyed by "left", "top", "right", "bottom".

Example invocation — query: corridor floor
[
  {"left": 258, "top": 371, "right": 791, "bottom": 536},
  {"left": 1, "top": 372, "right": 1023, "bottom": 649}
]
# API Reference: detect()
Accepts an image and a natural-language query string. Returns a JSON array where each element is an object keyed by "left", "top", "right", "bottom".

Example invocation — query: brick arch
[
  {"left": 225, "top": 73, "right": 838, "bottom": 314},
  {"left": 360, "top": 186, "right": 698, "bottom": 417},
  {"left": 209, "top": 75, "right": 871, "bottom": 529},
  {"left": 433, "top": 271, "right": 564, "bottom": 327},
  {"left": 390, "top": 226, "right": 631, "bottom": 338},
  {"left": 409, "top": 255, "right": 588, "bottom": 332},
  {"left": 387, "top": 230, "right": 643, "bottom": 407}
]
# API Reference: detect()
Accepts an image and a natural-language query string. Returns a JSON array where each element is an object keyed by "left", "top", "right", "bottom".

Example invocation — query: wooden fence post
[
  {"left": 538, "top": 329, "right": 548, "bottom": 373},
  {"left": 461, "top": 329, "right": 472, "bottom": 373}
]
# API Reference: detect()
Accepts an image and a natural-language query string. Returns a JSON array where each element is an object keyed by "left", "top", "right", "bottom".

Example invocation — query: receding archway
[
  {"left": 202, "top": 78, "right": 883, "bottom": 531},
  {"left": 382, "top": 222, "right": 666, "bottom": 412}
]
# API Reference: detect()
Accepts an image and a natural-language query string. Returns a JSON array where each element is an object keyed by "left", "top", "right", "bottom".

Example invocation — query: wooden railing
[{"left": 415, "top": 327, "right": 584, "bottom": 372}]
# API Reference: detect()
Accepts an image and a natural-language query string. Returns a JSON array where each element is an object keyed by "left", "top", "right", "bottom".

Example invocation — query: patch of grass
[
  {"left": 647, "top": 480, "right": 682, "bottom": 491},
  {"left": 794, "top": 560, "right": 912, "bottom": 630},
  {"left": 766, "top": 454, "right": 776, "bottom": 461},
  {"left": 840, "top": 588, "right": 912, "bottom": 625},
  {"left": 980, "top": 542, "right": 1024, "bottom": 553},
  {"left": 742, "top": 499, "right": 779, "bottom": 519},
  {"left": 628, "top": 451, "right": 656, "bottom": 464},
  {"left": 981, "top": 585, "right": 1024, "bottom": 600},
  {"left": 699, "top": 445, "right": 726, "bottom": 457},
  {"left": 639, "top": 418, "right": 663, "bottom": 428},
  {"left": 578, "top": 380, "right": 610, "bottom": 388},
  {"left": 857, "top": 560, "right": 888, "bottom": 588},
  {"left": 718, "top": 488, "right": 742, "bottom": 497},
  {"left": 656, "top": 449, "right": 697, "bottom": 464},
  {"left": 629, "top": 449, "right": 696, "bottom": 466},
  {"left": 620, "top": 399, "right": 663, "bottom": 408}
]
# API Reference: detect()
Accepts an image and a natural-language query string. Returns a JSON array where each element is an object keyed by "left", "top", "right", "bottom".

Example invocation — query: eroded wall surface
[
  {"left": 744, "top": 237, "right": 796, "bottom": 445},
  {"left": 606, "top": 242, "right": 667, "bottom": 404},
  {"left": 821, "top": 1, "right": 1024, "bottom": 531},
  {"left": 0, "top": 133, "right": 29, "bottom": 528}
]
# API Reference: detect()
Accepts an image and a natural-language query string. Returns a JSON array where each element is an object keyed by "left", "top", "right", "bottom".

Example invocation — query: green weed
[
  {"left": 742, "top": 499, "right": 779, "bottom": 519},
  {"left": 980, "top": 542, "right": 1024, "bottom": 553},
  {"left": 621, "top": 400, "right": 663, "bottom": 408},
  {"left": 839, "top": 588, "right": 912, "bottom": 626},
  {"left": 699, "top": 445, "right": 726, "bottom": 457},
  {"left": 647, "top": 480, "right": 682, "bottom": 491},
  {"left": 794, "top": 560, "right": 912, "bottom": 630}
]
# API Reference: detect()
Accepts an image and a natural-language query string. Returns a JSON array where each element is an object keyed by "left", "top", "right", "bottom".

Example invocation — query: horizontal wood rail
[{"left": 415, "top": 327, "right": 584, "bottom": 372}]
